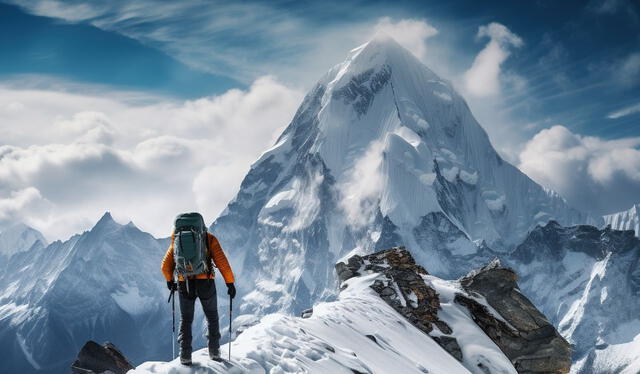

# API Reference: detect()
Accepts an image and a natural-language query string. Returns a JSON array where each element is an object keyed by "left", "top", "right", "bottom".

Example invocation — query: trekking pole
[
  {"left": 229, "top": 297, "right": 233, "bottom": 361},
  {"left": 168, "top": 287, "right": 176, "bottom": 360}
]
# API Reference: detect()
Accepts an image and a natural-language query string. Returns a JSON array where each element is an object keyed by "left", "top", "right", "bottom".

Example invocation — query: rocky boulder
[
  {"left": 71, "top": 341, "right": 134, "bottom": 374},
  {"left": 455, "top": 260, "right": 571, "bottom": 374},
  {"left": 336, "top": 247, "right": 462, "bottom": 360},
  {"left": 336, "top": 247, "right": 571, "bottom": 373}
]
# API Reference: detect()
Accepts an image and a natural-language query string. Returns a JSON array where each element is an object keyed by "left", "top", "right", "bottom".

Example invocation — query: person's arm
[
  {"left": 161, "top": 237, "right": 175, "bottom": 282},
  {"left": 208, "top": 233, "right": 235, "bottom": 284}
]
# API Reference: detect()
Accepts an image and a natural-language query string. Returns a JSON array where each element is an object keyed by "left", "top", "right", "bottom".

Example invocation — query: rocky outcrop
[
  {"left": 336, "top": 247, "right": 571, "bottom": 373},
  {"left": 71, "top": 341, "right": 134, "bottom": 374},
  {"left": 456, "top": 260, "right": 571, "bottom": 374},
  {"left": 336, "top": 247, "right": 462, "bottom": 360}
]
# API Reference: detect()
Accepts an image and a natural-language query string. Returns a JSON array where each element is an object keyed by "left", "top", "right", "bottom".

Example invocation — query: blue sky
[
  {"left": 1, "top": 0, "right": 638, "bottom": 138},
  {"left": 0, "top": 0, "right": 639, "bottom": 239}
]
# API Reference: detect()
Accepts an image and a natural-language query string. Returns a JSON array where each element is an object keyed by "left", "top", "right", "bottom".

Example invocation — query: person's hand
[
  {"left": 167, "top": 281, "right": 177, "bottom": 291},
  {"left": 226, "top": 283, "right": 236, "bottom": 299}
]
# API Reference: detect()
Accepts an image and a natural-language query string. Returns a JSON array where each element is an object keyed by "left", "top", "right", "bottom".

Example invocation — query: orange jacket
[{"left": 161, "top": 232, "right": 235, "bottom": 283}]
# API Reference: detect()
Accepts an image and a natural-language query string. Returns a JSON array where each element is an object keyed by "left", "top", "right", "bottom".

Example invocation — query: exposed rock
[
  {"left": 71, "top": 341, "right": 134, "bottom": 374},
  {"left": 456, "top": 260, "right": 571, "bottom": 374},
  {"left": 301, "top": 308, "right": 313, "bottom": 318},
  {"left": 335, "top": 247, "right": 463, "bottom": 361},
  {"left": 432, "top": 336, "right": 463, "bottom": 362}
]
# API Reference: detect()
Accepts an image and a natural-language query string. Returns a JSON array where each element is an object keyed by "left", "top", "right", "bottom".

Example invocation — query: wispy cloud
[
  {"left": 607, "top": 102, "right": 640, "bottom": 119},
  {"left": 612, "top": 52, "right": 640, "bottom": 89},
  {"left": 463, "top": 22, "right": 524, "bottom": 98},
  {"left": 5, "top": 0, "right": 404, "bottom": 87},
  {"left": 373, "top": 17, "right": 438, "bottom": 63}
]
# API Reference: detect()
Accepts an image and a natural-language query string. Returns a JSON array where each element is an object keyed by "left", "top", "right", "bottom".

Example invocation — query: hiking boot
[
  {"left": 209, "top": 347, "right": 221, "bottom": 361},
  {"left": 180, "top": 356, "right": 192, "bottom": 366},
  {"left": 180, "top": 351, "right": 192, "bottom": 366}
]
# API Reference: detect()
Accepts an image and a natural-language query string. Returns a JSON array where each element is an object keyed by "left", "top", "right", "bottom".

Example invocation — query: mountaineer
[{"left": 161, "top": 212, "right": 236, "bottom": 365}]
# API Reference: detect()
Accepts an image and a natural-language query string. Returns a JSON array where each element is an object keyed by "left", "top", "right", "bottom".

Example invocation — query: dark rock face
[
  {"left": 335, "top": 247, "right": 463, "bottom": 360},
  {"left": 71, "top": 341, "right": 134, "bottom": 374},
  {"left": 332, "top": 65, "right": 392, "bottom": 117},
  {"left": 456, "top": 260, "right": 572, "bottom": 374},
  {"left": 337, "top": 247, "right": 571, "bottom": 373}
]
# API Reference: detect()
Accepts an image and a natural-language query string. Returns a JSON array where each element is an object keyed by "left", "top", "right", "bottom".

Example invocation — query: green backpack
[{"left": 173, "top": 212, "right": 211, "bottom": 279}]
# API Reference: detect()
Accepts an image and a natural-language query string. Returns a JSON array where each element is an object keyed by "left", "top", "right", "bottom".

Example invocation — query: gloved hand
[
  {"left": 226, "top": 282, "right": 236, "bottom": 299},
  {"left": 167, "top": 281, "right": 177, "bottom": 291}
]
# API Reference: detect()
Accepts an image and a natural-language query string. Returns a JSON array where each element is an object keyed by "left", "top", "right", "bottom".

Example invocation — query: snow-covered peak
[
  {"left": 0, "top": 223, "right": 47, "bottom": 256},
  {"left": 94, "top": 211, "right": 117, "bottom": 227},
  {"left": 604, "top": 203, "right": 639, "bottom": 237},
  {"left": 211, "top": 37, "right": 590, "bottom": 319},
  {"left": 87, "top": 211, "right": 127, "bottom": 237}
]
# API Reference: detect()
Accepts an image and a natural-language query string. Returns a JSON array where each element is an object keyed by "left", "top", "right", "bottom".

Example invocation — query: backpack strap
[{"left": 204, "top": 229, "right": 214, "bottom": 278}]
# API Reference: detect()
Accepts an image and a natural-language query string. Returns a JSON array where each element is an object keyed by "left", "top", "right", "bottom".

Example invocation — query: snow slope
[
  {"left": 211, "top": 35, "right": 593, "bottom": 318},
  {"left": 131, "top": 272, "right": 517, "bottom": 374},
  {"left": 508, "top": 222, "right": 640, "bottom": 374},
  {"left": 604, "top": 203, "right": 639, "bottom": 237}
]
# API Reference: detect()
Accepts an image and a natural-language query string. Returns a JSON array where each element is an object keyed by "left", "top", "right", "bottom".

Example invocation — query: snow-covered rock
[
  {"left": 336, "top": 247, "right": 570, "bottom": 373},
  {"left": 455, "top": 261, "right": 571, "bottom": 373},
  {"left": 211, "top": 35, "right": 593, "bottom": 319},
  {"left": 604, "top": 203, "right": 639, "bottom": 237},
  {"left": 508, "top": 222, "right": 640, "bottom": 374}
]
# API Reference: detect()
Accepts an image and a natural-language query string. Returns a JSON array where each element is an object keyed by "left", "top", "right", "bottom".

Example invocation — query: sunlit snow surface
[{"left": 131, "top": 275, "right": 516, "bottom": 374}]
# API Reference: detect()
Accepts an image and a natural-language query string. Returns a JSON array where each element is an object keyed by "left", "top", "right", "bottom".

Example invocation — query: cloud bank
[
  {"left": 0, "top": 77, "right": 303, "bottom": 239},
  {"left": 519, "top": 125, "right": 640, "bottom": 215}
]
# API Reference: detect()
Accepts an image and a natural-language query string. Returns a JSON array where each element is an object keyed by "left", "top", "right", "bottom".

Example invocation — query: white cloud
[
  {"left": 607, "top": 102, "right": 640, "bottom": 119},
  {"left": 519, "top": 125, "right": 640, "bottom": 215},
  {"left": 464, "top": 23, "right": 523, "bottom": 97},
  {"left": 0, "top": 77, "right": 303, "bottom": 240},
  {"left": 339, "top": 140, "right": 385, "bottom": 228},
  {"left": 373, "top": 17, "right": 438, "bottom": 62},
  {"left": 0, "top": 187, "right": 49, "bottom": 222}
]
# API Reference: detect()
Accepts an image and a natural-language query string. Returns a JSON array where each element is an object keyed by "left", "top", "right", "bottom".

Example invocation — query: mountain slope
[
  {"left": 508, "top": 222, "right": 640, "bottom": 374},
  {"left": 211, "top": 36, "right": 592, "bottom": 317},
  {"left": 0, "top": 213, "right": 178, "bottom": 374}
]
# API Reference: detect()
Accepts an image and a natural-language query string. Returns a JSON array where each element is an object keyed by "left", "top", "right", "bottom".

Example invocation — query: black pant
[{"left": 177, "top": 278, "right": 220, "bottom": 357}]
